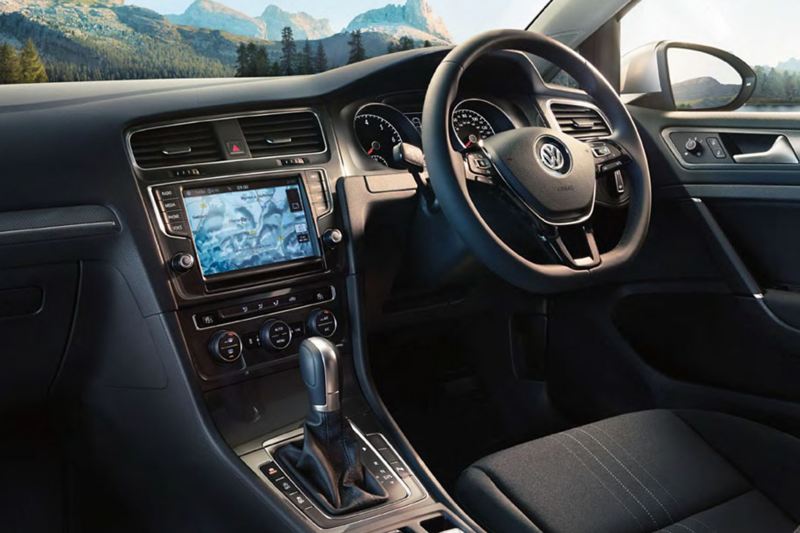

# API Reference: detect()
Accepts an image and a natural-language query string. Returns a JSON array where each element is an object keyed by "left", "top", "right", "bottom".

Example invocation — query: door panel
[{"left": 547, "top": 106, "right": 800, "bottom": 429}]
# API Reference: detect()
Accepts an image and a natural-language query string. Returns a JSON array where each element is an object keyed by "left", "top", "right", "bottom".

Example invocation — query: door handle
[{"left": 733, "top": 136, "right": 799, "bottom": 164}]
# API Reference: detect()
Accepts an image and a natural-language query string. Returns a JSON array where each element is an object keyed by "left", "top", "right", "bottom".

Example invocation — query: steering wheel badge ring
[{"left": 536, "top": 136, "right": 571, "bottom": 175}]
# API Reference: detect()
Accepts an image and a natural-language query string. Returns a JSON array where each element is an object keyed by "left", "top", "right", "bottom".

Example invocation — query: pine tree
[
  {"left": 299, "top": 40, "right": 313, "bottom": 74},
  {"left": 398, "top": 36, "right": 415, "bottom": 51},
  {"left": 280, "top": 26, "right": 296, "bottom": 75},
  {"left": 423, "top": 40, "right": 432, "bottom": 48},
  {"left": 314, "top": 41, "right": 328, "bottom": 73},
  {"left": 235, "top": 43, "right": 248, "bottom": 77},
  {"left": 347, "top": 30, "right": 366, "bottom": 64},
  {"left": 387, "top": 41, "right": 397, "bottom": 54},
  {"left": 19, "top": 39, "right": 47, "bottom": 83},
  {"left": 0, "top": 43, "right": 21, "bottom": 84},
  {"left": 253, "top": 46, "right": 269, "bottom": 76}
]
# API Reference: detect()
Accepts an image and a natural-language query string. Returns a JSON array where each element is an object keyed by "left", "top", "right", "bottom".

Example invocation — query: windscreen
[{"left": 0, "top": 0, "right": 549, "bottom": 84}]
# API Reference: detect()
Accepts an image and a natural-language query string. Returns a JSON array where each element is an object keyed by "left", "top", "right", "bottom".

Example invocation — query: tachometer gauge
[
  {"left": 451, "top": 99, "right": 516, "bottom": 150},
  {"left": 354, "top": 113, "right": 401, "bottom": 165},
  {"left": 452, "top": 108, "right": 495, "bottom": 149},
  {"left": 353, "top": 103, "right": 421, "bottom": 169}
]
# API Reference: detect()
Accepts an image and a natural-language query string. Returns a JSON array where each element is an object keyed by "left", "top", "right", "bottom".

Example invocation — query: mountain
[
  {"left": 0, "top": 1, "right": 249, "bottom": 80},
  {"left": 672, "top": 76, "right": 741, "bottom": 107},
  {"left": 345, "top": 0, "right": 451, "bottom": 44},
  {"left": 776, "top": 57, "right": 800, "bottom": 73},
  {"left": 167, "top": 0, "right": 267, "bottom": 39},
  {"left": 259, "top": 5, "right": 332, "bottom": 41}
]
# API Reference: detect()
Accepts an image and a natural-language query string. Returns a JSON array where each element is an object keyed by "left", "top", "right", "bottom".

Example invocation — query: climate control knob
[
  {"left": 209, "top": 330, "right": 242, "bottom": 363},
  {"left": 260, "top": 319, "right": 293, "bottom": 351},
  {"left": 307, "top": 309, "right": 338, "bottom": 338}
]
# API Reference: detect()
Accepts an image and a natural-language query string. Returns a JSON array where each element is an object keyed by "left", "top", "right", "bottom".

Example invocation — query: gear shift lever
[
  {"left": 276, "top": 338, "right": 388, "bottom": 515},
  {"left": 298, "top": 337, "right": 340, "bottom": 413}
]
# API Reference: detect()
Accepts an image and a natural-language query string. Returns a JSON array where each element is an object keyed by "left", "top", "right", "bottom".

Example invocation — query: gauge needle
[
  {"left": 464, "top": 140, "right": 473, "bottom": 149},
  {"left": 367, "top": 147, "right": 375, "bottom": 155}
]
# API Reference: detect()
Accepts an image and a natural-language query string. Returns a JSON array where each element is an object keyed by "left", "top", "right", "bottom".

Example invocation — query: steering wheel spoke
[{"left": 538, "top": 223, "right": 601, "bottom": 269}]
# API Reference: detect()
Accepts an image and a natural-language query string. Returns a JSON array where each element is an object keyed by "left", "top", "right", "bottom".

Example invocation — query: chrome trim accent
[
  {"left": 451, "top": 98, "right": 517, "bottom": 149},
  {"left": 691, "top": 197, "right": 703, "bottom": 203},
  {"left": 302, "top": 337, "right": 341, "bottom": 413},
  {"left": 733, "top": 136, "right": 799, "bottom": 164},
  {"left": 146, "top": 167, "right": 333, "bottom": 241},
  {"left": 544, "top": 98, "right": 613, "bottom": 139},
  {"left": 191, "top": 285, "right": 336, "bottom": 331},
  {"left": 0, "top": 220, "right": 117, "bottom": 236},
  {"left": 126, "top": 108, "right": 328, "bottom": 171},
  {"left": 754, "top": 293, "right": 765, "bottom": 300}
]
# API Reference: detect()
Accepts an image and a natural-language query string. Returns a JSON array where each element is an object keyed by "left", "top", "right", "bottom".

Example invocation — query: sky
[
  {"left": 128, "top": 0, "right": 548, "bottom": 42},
  {"left": 621, "top": 0, "right": 799, "bottom": 69}
]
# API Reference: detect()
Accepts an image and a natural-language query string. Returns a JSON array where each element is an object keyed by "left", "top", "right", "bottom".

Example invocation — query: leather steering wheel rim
[{"left": 421, "top": 29, "right": 652, "bottom": 293}]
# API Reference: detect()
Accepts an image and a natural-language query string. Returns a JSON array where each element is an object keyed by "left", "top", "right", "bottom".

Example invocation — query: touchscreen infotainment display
[{"left": 183, "top": 179, "right": 319, "bottom": 277}]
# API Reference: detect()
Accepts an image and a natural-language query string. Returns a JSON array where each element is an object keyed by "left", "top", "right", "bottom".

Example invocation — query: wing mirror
[{"left": 621, "top": 41, "right": 756, "bottom": 111}]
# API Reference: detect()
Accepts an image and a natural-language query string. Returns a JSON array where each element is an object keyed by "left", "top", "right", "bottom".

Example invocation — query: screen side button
[{"left": 166, "top": 222, "right": 189, "bottom": 237}]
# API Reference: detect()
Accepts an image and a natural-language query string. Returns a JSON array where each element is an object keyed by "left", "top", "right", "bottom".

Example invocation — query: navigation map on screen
[{"left": 183, "top": 181, "right": 317, "bottom": 277}]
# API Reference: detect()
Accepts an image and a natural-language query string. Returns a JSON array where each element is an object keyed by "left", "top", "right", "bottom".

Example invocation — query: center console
[{"left": 129, "top": 108, "right": 470, "bottom": 532}]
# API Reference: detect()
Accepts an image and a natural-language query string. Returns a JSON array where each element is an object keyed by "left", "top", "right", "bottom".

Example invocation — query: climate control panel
[{"left": 179, "top": 283, "right": 344, "bottom": 387}]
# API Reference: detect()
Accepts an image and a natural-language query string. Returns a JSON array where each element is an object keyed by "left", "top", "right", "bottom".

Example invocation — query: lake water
[{"left": 741, "top": 105, "right": 800, "bottom": 113}]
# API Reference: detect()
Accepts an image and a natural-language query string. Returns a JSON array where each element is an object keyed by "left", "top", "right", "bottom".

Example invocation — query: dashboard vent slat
[
  {"left": 240, "top": 112, "right": 325, "bottom": 158},
  {"left": 550, "top": 103, "right": 611, "bottom": 140},
  {"left": 130, "top": 122, "right": 222, "bottom": 168}
]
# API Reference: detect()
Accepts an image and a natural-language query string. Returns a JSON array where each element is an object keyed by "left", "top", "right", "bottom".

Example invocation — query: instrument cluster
[{"left": 352, "top": 98, "right": 519, "bottom": 169}]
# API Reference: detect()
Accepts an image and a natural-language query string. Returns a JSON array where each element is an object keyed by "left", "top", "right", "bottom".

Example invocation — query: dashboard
[{"left": 0, "top": 42, "right": 626, "bottom": 533}]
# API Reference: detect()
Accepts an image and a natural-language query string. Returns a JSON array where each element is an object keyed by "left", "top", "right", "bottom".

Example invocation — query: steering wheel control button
[
  {"left": 260, "top": 319, "right": 293, "bottom": 351},
  {"left": 170, "top": 252, "right": 195, "bottom": 273},
  {"left": 308, "top": 309, "right": 338, "bottom": 338},
  {"left": 467, "top": 153, "right": 493, "bottom": 175},
  {"left": 209, "top": 331, "right": 242, "bottom": 363}
]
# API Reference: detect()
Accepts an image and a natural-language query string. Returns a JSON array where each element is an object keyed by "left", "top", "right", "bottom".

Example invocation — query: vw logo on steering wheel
[{"left": 539, "top": 142, "right": 566, "bottom": 172}]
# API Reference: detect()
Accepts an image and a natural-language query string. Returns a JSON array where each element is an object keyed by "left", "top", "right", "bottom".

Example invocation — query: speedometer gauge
[
  {"left": 353, "top": 103, "right": 421, "bottom": 169},
  {"left": 451, "top": 99, "right": 516, "bottom": 150},
  {"left": 452, "top": 108, "right": 495, "bottom": 148}
]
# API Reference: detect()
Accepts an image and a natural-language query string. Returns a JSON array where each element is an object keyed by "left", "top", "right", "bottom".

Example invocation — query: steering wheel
[{"left": 422, "top": 30, "right": 651, "bottom": 293}]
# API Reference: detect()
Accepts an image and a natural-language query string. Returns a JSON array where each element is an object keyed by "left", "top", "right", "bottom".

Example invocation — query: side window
[{"left": 621, "top": 0, "right": 800, "bottom": 111}]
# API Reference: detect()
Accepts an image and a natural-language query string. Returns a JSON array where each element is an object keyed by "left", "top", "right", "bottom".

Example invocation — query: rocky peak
[
  {"left": 345, "top": 0, "right": 451, "bottom": 43},
  {"left": 167, "top": 0, "right": 267, "bottom": 39},
  {"left": 259, "top": 5, "right": 333, "bottom": 41}
]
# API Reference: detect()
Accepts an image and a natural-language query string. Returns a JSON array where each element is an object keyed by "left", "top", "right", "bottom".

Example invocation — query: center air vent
[
  {"left": 239, "top": 112, "right": 325, "bottom": 158},
  {"left": 130, "top": 122, "right": 222, "bottom": 169},
  {"left": 550, "top": 103, "right": 611, "bottom": 140}
]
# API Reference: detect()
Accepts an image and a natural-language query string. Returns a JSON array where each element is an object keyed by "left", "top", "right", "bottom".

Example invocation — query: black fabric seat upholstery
[{"left": 456, "top": 410, "right": 800, "bottom": 533}]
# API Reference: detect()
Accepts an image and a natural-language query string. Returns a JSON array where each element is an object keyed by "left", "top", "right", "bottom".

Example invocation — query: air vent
[
  {"left": 130, "top": 122, "right": 222, "bottom": 169},
  {"left": 550, "top": 103, "right": 611, "bottom": 140},
  {"left": 239, "top": 112, "right": 325, "bottom": 158}
]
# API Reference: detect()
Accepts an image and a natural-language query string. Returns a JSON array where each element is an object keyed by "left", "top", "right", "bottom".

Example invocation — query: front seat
[{"left": 456, "top": 410, "right": 800, "bottom": 532}]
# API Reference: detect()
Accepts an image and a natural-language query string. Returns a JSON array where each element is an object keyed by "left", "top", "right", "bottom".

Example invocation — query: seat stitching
[
  {"left": 579, "top": 426, "right": 674, "bottom": 522},
  {"left": 469, "top": 465, "right": 545, "bottom": 532},
  {"left": 672, "top": 522, "right": 697, "bottom": 533},
  {"left": 593, "top": 422, "right": 681, "bottom": 507},
  {"left": 555, "top": 433, "right": 645, "bottom": 529},
  {"left": 685, "top": 517, "right": 715, "bottom": 533},
  {"left": 564, "top": 431, "right": 658, "bottom": 527}
]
